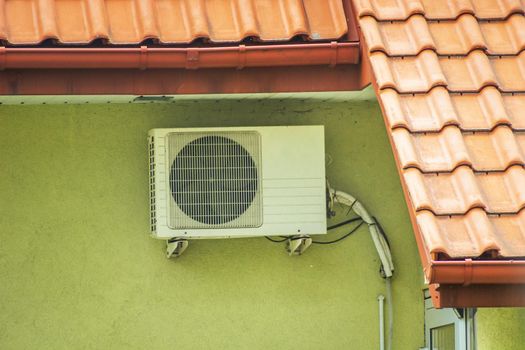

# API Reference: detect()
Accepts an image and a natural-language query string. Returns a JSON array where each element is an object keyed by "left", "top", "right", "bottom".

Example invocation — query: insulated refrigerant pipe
[{"left": 328, "top": 188, "right": 394, "bottom": 278}]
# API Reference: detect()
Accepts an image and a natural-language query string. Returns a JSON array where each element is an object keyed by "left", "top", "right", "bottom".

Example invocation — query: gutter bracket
[
  {"left": 186, "top": 49, "right": 200, "bottom": 70},
  {"left": 329, "top": 41, "right": 338, "bottom": 68},
  {"left": 464, "top": 258, "right": 473, "bottom": 286},
  {"left": 238, "top": 45, "right": 246, "bottom": 70},
  {"left": 139, "top": 45, "right": 148, "bottom": 70},
  {"left": 0, "top": 46, "right": 5, "bottom": 71}
]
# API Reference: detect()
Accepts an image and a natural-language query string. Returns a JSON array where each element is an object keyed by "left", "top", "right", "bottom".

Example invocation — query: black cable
[
  {"left": 327, "top": 216, "right": 362, "bottom": 230},
  {"left": 265, "top": 217, "right": 365, "bottom": 244},
  {"left": 346, "top": 198, "right": 358, "bottom": 215},
  {"left": 264, "top": 236, "right": 288, "bottom": 243},
  {"left": 312, "top": 220, "right": 364, "bottom": 244}
]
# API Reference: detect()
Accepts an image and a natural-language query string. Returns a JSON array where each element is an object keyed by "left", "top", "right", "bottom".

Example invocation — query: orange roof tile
[
  {"left": 382, "top": 87, "right": 525, "bottom": 132},
  {"left": 0, "top": 0, "right": 348, "bottom": 45},
  {"left": 354, "top": 0, "right": 525, "bottom": 20},
  {"left": 404, "top": 165, "right": 525, "bottom": 215},
  {"left": 360, "top": 13, "right": 525, "bottom": 56},
  {"left": 356, "top": 0, "right": 525, "bottom": 261},
  {"left": 416, "top": 209, "right": 525, "bottom": 258},
  {"left": 372, "top": 50, "right": 525, "bottom": 93},
  {"left": 392, "top": 126, "right": 525, "bottom": 172}
]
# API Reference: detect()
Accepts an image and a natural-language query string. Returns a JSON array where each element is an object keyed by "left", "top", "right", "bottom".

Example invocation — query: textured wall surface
[
  {"left": 477, "top": 308, "right": 525, "bottom": 350},
  {"left": 0, "top": 95, "right": 519, "bottom": 349}
]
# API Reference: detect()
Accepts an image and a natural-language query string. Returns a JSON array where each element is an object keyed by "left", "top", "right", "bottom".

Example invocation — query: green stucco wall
[
  {"left": 477, "top": 308, "right": 525, "bottom": 350},
  {"left": 0, "top": 95, "right": 522, "bottom": 349}
]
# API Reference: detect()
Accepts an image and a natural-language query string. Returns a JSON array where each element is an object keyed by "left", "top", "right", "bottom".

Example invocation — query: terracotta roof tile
[
  {"left": 371, "top": 50, "right": 525, "bottom": 93},
  {"left": 471, "top": 0, "right": 525, "bottom": 19},
  {"left": 370, "top": 50, "right": 447, "bottom": 92},
  {"left": 360, "top": 13, "right": 525, "bottom": 56},
  {"left": 427, "top": 15, "right": 487, "bottom": 55},
  {"left": 383, "top": 88, "right": 525, "bottom": 132},
  {"left": 393, "top": 126, "right": 525, "bottom": 172},
  {"left": 0, "top": 0, "right": 348, "bottom": 45},
  {"left": 439, "top": 51, "right": 498, "bottom": 91},
  {"left": 451, "top": 88, "right": 513, "bottom": 131},
  {"left": 503, "top": 93, "right": 525, "bottom": 130},
  {"left": 354, "top": 0, "right": 525, "bottom": 21},
  {"left": 357, "top": 0, "right": 525, "bottom": 259},
  {"left": 359, "top": 15, "right": 434, "bottom": 56},
  {"left": 480, "top": 14, "right": 525, "bottom": 54},
  {"left": 380, "top": 87, "right": 460, "bottom": 131},
  {"left": 415, "top": 0, "right": 475, "bottom": 20},
  {"left": 416, "top": 209, "right": 525, "bottom": 258},
  {"left": 491, "top": 52, "right": 525, "bottom": 91},
  {"left": 353, "top": 0, "right": 424, "bottom": 21},
  {"left": 403, "top": 165, "right": 525, "bottom": 215}
]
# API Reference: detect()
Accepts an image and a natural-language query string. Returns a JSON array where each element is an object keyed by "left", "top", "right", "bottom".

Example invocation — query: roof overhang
[{"left": 0, "top": 0, "right": 369, "bottom": 95}]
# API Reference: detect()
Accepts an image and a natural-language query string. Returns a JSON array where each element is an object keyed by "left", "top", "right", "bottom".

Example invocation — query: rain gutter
[
  {"left": 426, "top": 258, "right": 525, "bottom": 285},
  {"left": 0, "top": 41, "right": 359, "bottom": 70}
]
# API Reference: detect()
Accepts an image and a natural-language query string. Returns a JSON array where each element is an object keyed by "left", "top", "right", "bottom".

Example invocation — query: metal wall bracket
[
  {"left": 166, "top": 238, "right": 189, "bottom": 258},
  {"left": 286, "top": 235, "right": 312, "bottom": 256}
]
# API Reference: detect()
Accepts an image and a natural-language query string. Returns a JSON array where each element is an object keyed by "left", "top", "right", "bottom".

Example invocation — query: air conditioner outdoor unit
[{"left": 148, "top": 125, "right": 327, "bottom": 240}]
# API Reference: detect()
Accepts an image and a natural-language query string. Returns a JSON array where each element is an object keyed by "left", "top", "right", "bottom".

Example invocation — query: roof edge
[{"left": 430, "top": 283, "right": 525, "bottom": 308}]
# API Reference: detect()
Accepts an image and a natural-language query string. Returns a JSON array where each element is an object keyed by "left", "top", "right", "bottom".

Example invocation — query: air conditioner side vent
[{"left": 149, "top": 136, "right": 157, "bottom": 233}]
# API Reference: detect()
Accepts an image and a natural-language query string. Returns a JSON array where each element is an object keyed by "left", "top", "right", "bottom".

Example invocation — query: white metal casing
[{"left": 149, "top": 125, "right": 327, "bottom": 239}]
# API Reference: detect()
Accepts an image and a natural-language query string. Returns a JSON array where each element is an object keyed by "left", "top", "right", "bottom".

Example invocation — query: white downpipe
[{"left": 378, "top": 294, "right": 385, "bottom": 350}]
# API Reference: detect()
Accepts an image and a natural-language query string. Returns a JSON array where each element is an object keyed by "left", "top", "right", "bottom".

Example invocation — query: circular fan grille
[{"left": 170, "top": 135, "right": 258, "bottom": 225}]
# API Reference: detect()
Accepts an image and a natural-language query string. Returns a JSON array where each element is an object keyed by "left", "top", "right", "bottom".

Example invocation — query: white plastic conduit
[{"left": 329, "top": 187, "right": 394, "bottom": 350}]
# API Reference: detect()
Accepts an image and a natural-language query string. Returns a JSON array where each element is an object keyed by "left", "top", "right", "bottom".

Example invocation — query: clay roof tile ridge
[
  {"left": 506, "top": 165, "right": 525, "bottom": 210},
  {"left": 406, "top": 15, "right": 435, "bottom": 55},
  {"left": 86, "top": 0, "right": 110, "bottom": 41},
  {"left": 490, "top": 126, "right": 525, "bottom": 168},
  {"left": 37, "top": 0, "right": 58, "bottom": 41},
  {"left": 420, "top": 50, "right": 448, "bottom": 91},
  {"left": 461, "top": 208, "right": 501, "bottom": 256},
  {"left": 233, "top": 1, "right": 259, "bottom": 39},
  {"left": 456, "top": 14, "right": 488, "bottom": 53},
  {"left": 135, "top": 0, "right": 159, "bottom": 40},
  {"left": 507, "top": 14, "right": 525, "bottom": 53},
  {"left": 468, "top": 50, "right": 499, "bottom": 90},
  {"left": 478, "top": 87, "right": 512, "bottom": 129}
]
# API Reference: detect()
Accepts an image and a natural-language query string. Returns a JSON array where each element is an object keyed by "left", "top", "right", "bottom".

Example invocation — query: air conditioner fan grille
[{"left": 169, "top": 133, "right": 261, "bottom": 228}]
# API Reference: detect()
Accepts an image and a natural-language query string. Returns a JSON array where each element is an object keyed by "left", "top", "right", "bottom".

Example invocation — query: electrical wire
[
  {"left": 264, "top": 217, "right": 363, "bottom": 244},
  {"left": 327, "top": 216, "right": 362, "bottom": 230},
  {"left": 312, "top": 220, "right": 364, "bottom": 244},
  {"left": 264, "top": 236, "right": 288, "bottom": 243}
]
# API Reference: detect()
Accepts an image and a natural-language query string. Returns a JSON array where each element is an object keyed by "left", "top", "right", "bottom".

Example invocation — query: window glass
[{"left": 431, "top": 323, "right": 455, "bottom": 350}]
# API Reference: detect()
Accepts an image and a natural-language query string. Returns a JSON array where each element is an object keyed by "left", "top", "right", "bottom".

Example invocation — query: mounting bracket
[
  {"left": 166, "top": 238, "right": 189, "bottom": 258},
  {"left": 286, "top": 235, "right": 312, "bottom": 256}
]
